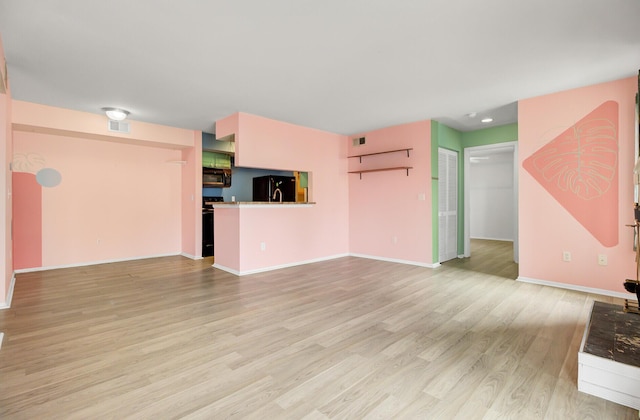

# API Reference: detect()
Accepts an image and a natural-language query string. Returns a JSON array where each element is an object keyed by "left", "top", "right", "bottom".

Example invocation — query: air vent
[
  {"left": 108, "top": 120, "right": 130, "bottom": 133},
  {"left": 352, "top": 136, "right": 365, "bottom": 146}
]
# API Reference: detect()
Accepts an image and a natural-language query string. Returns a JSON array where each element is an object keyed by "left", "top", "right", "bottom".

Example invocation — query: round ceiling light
[
  {"left": 102, "top": 107, "right": 130, "bottom": 121},
  {"left": 481, "top": 117, "right": 493, "bottom": 123}
]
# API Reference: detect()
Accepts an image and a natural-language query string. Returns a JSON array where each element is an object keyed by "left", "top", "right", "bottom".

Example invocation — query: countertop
[{"left": 212, "top": 201, "right": 316, "bottom": 207}]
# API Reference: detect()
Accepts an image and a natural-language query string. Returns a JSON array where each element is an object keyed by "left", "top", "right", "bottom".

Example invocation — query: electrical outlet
[
  {"left": 260, "top": 242, "right": 266, "bottom": 251},
  {"left": 562, "top": 251, "right": 571, "bottom": 262},
  {"left": 598, "top": 254, "right": 607, "bottom": 266},
  {"left": 393, "top": 236, "right": 398, "bottom": 244}
]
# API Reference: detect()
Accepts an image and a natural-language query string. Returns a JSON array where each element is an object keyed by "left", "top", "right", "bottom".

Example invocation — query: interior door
[{"left": 439, "top": 148, "right": 458, "bottom": 263}]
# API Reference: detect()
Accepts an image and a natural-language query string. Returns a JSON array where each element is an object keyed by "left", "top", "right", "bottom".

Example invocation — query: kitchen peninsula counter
[
  {"left": 212, "top": 201, "right": 323, "bottom": 276},
  {"left": 212, "top": 202, "right": 315, "bottom": 207}
]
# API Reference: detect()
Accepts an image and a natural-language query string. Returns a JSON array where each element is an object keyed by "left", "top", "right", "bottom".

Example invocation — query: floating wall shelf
[
  {"left": 348, "top": 148, "right": 413, "bottom": 179},
  {"left": 348, "top": 148, "right": 413, "bottom": 163},
  {"left": 348, "top": 166, "right": 413, "bottom": 179}
]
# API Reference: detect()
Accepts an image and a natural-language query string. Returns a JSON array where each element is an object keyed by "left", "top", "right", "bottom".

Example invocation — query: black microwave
[{"left": 203, "top": 168, "right": 231, "bottom": 188}]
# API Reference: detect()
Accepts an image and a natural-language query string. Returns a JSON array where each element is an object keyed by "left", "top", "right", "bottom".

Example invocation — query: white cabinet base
[{"left": 578, "top": 301, "right": 640, "bottom": 410}]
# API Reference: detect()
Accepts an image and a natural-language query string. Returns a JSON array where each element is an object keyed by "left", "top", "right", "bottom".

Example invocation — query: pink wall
[
  {"left": 13, "top": 173, "right": 41, "bottom": 269},
  {"left": 213, "top": 113, "right": 349, "bottom": 273},
  {"left": 519, "top": 77, "right": 637, "bottom": 293},
  {"left": 180, "top": 131, "right": 202, "bottom": 258},
  {"left": 0, "top": 32, "right": 12, "bottom": 306},
  {"left": 13, "top": 131, "right": 184, "bottom": 268},
  {"left": 215, "top": 112, "right": 239, "bottom": 141},
  {"left": 348, "top": 120, "right": 433, "bottom": 266},
  {"left": 12, "top": 101, "right": 194, "bottom": 149}
]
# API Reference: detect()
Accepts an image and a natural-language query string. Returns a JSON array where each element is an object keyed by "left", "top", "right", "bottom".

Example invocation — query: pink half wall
[{"left": 518, "top": 76, "right": 637, "bottom": 294}]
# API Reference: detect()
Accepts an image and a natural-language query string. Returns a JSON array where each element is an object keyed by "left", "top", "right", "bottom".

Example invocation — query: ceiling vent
[
  {"left": 352, "top": 136, "right": 365, "bottom": 146},
  {"left": 107, "top": 120, "right": 130, "bottom": 134}
]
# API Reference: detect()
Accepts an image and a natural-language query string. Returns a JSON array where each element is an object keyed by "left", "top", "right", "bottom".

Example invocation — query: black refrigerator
[{"left": 253, "top": 175, "right": 296, "bottom": 202}]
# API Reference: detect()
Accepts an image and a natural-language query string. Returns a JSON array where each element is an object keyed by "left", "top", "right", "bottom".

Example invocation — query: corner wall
[
  {"left": 431, "top": 122, "right": 464, "bottom": 260},
  {"left": 10, "top": 102, "right": 198, "bottom": 271},
  {"left": 348, "top": 120, "right": 433, "bottom": 266},
  {"left": 518, "top": 76, "right": 636, "bottom": 294},
  {"left": 0, "top": 33, "right": 12, "bottom": 306},
  {"left": 13, "top": 131, "right": 184, "bottom": 269}
]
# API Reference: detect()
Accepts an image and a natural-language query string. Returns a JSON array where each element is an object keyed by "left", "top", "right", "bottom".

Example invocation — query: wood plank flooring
[{"left": 0, "top": 245, "right": 637, "bottom": 418}]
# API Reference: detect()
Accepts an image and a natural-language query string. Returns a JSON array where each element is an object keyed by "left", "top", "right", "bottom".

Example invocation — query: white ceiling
[{"left": 0, "top": 1, "right": 638, "bottom": 135}]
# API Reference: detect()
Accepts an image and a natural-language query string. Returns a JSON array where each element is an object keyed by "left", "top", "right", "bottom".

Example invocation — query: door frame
[
  {"left": 438, "top": 147, "right": 459, "bottom": 263},
  {"left": 463, "top": 141, "right": 518, "bottom": 263}
]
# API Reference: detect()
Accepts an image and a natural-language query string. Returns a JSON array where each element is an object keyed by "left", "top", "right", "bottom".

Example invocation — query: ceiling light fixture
[
  {"left": 481, "top": 117, "right": 493, "bottom": 123},
  {"left": 467, "top": 112, "right": 477, "bottom": 118},
  {"left": 102, "top": 107, "right": 130, "bottom": 121}
]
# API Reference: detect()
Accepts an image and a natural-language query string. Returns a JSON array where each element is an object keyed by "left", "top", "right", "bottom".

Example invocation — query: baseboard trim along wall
[
  {"left": 349, "top": 253, "right": 440, "bottom": 269},
  {"left": 180, "top": 252, "right": 203, "bottom": 260},
  {"left": 517, "top": 276, "right": 631, "bottom": 300},
  {"left": 0, "top": 274, "right": 16, "bottom": 310},
  {"left": 13, "top": 253, "right": 182, "bottom": 274},
  {"left": 213, "top": 253, "right": 350, "bottom": 276}
]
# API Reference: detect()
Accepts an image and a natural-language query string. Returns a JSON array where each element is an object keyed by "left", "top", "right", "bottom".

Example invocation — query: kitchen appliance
[
  {"left": 203, "top": 168, "right": 231, "bottom": 188},
  {"left": 202, "top": 196, "right": 223, "bottom": 257},
  {"left": 252, "top": 175, "right": 296, "bottom": 202}
]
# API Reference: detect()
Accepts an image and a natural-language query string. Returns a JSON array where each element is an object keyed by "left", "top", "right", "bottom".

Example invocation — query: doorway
[{"left": 463, "top": 142, "right": 518, "bottom": 264}]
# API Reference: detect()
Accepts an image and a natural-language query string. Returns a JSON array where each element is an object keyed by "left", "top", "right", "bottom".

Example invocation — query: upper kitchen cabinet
[
  {"left": 202, "top": 132, "right": 235, "bottom": 168},
  {"left": 202, "top": 151, "right": 231, "bottom": 169}
]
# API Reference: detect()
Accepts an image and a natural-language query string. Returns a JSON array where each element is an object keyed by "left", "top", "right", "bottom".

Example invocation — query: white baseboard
[
  {"left": 517, "top": 276, "right": 631, "bottom": 299},
  {"left": 349, "top": 253, "right": 440, "bottom": 269},
  {"left": 180, "top": 252, "right": 203, "bottom": 260},
  {"left": 212, "top": 263, "right": 240, "bottom": 276},
  {"left": 470, "top": 236, "right": 514, "bottom": 242},
  {"left": 13, "top": 253, "right": 182, "bottom": 274},
  {"left": 0, "top": 273, "right": 15, "bottom": 310},
  {"left": 214, "top": 253, "right": 350, "bottom": 276}
]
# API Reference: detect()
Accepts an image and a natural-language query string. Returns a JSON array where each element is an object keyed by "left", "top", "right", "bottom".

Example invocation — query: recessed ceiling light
[
  {"left": 481, "top": 117, "right": 493, "bottom": 123},
  {"left": 467, "top": 112, "right": 477, "bottom": 118}
]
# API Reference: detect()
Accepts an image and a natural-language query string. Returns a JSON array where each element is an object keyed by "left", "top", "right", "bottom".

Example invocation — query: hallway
[{"left": 444, "top": 239, "right": 518, "bottom": 279}]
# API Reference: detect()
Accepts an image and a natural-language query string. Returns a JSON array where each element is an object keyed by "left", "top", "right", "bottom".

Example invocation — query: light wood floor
[
  {"left": 0, "top": 247, "right": 637, "bottom": 418},
  {"left": 445, "top": 239, "right": 519, "bottom": 280}
]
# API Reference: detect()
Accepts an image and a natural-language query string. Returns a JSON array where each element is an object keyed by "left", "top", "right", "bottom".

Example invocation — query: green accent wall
[
  {"left": 431, "top": 122, "right": 464, "bottom": 261},
  {"left": 461, "top": 123, "right": 518, "bottom": 147},
  {"left": 431, "top": 121, "right": 518, "bottom": 263}
]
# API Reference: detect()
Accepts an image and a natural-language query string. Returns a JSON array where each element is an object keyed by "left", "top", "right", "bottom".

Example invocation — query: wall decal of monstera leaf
[{"left": 523, "top": 101, "right": 619, "bottom": 247}]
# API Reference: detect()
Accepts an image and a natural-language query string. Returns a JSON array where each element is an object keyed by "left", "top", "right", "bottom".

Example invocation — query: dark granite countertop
[{"left": 583, "top": 301, "right": 640, "bottom": 367}]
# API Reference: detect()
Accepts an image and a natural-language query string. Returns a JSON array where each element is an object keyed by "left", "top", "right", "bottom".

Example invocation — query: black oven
[{"left": 202, "top": 196, "right": 223, "bottom": 257}]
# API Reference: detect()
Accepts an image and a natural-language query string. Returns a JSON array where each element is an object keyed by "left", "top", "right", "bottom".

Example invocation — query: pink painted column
[{"left": 13, "top": 172, "right": 42, "bottom": 269}]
